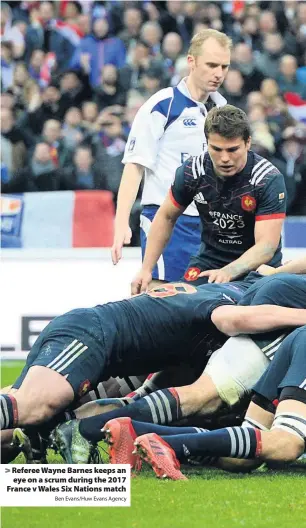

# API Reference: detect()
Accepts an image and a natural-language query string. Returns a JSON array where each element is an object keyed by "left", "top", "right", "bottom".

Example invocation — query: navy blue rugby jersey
[
  {"left": 238, "top": 273, "right": 306, "bottom": 360},
  {"left": 93, "top": 281, "right": 248, "bottom": 376},
  {"left": 170, "top": 151, "right": 286, "bottom": 268}
]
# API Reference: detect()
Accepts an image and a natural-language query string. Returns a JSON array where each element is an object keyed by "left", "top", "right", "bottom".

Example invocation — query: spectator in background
[
  {"left": 161, "top": 32, "right": 183, "bottom": 77},
  {"left": 76, "top": 13, "right": 91, "bottom": 37},
  {"left": 0, "top": 3, "right": 26, "bottom": 59},
  {"left": 233, "top": 15, "right": 261, "bottom": 51},
  {"left": 119, "top": 6, "right": 143, "bottom": 49},
  {"left": 59, "top": 69, "right": 92, "bottom": 108},
  {"left": 61, "top": 107, "right": 84, "bottom": 150},
  {"left": 118, "top": 39, "right": 151, "bottom": 92},
  {"left": 159, "top": 1, "right": 193, "bottom": 48},
  {"left": 248, "top": 103, "right": 276, "bottom": 156},
  {"left": 232, "top": 43, "right": 264, "bottom": 93},
  {"left": 1, "top": 107, "right": 30, "bottom": 175},
  {"left": 139, "top": 66, "right": 163, "bottom": 98},
  {"left": 41, "top": 119, "right": 73, "bottom": 169},
  {"left": 0, "top": 89, "right": 15, "bottom": 111},
  {"left": 28, "top": 49, "right": 45, "bottom": 84},
  {"left": 277, "top": 55, "right": 306, "bottom": 98},
  {"left": 19, "top": 82, "right": 67, "bottom": 136},
  {"left": 60, "top": 0, "right": 83, "bottom": 24},
  {"left": 70, "top": 17, "right": 126, "bottom": 87},
  {"left": 93, "top": 111, "right": 127, "bottom": 199},
  {"left": 259, "top": 78, "right": 295, "bottom": 147},
  {"left": 1, "top": 42, "right": 15, "bottom": 90},
  {"left": 221, "top": 69, "right": 246, "bottom": 111},
  {"left": 94, "top": 64, "right": 126, "bottom": 111},
  {"left": 81, "top": 100, "right": 99, "bottom": 132},
  {"left": 140, "top": 21, "right": 163, "bottom": 57},
  {"left": 24, "top": 1, "right": 76, "bottom": 71},
  {"left": 2, "top": 142, "right": 64, "bottom": 193},
  {"left": 9, "top": 62, "right": 38, "bottom": 114},
  {"left": 62, "top": 144, "right": 109, "bottom": 191},
  {"left": 255, "top": 33, "right": 285, "bottom": 79}
]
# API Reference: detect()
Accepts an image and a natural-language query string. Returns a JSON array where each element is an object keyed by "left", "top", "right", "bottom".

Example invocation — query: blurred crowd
[{"left": 1, "top": 0, "right": 306, "bottom": 231}]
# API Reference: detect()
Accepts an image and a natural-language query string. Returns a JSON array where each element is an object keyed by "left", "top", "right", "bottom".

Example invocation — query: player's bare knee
[{"left": 263, "top": 430, "right": 304, "bottom": 464}]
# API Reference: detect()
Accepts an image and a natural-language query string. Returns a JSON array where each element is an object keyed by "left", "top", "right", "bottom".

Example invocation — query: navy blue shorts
[
  {"left": 140, "top": 205, "right": 201, "bottom": 282},
  {"left": 253, "top": 326, "right": 306, "bottom": 402},
  {"left": 12, "top": 308, "right": 109, "bottom": 400}
]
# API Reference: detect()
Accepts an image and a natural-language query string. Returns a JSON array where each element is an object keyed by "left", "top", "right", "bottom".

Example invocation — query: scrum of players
[
  {"left": 1, "top": 28, "right": 306, "bottom": 477},
  {"left": 1, "top": 255, "right": 306, "bottom": 480}
]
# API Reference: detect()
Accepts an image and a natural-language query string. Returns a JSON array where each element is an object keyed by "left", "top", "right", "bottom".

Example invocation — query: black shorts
[
  {"left": 253, "top": 326, "right": 306, "bottom": 402},
  {"left": 12, "top": 308, "right": 109, "bottom": 400}
]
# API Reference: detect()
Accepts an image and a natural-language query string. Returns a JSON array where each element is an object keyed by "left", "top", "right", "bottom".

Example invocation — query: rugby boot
[
  {"left": 53, "top": 420, "right": 101, "bottom": 464},
  {"left": 134, "top": 433, "right": 187, "bottom": 480},
  {"left": 12, "top": 428, "right": 47, "bottom": 464},
  {"left": 102, "top": 417, "right": 141, "bottom": 470}
]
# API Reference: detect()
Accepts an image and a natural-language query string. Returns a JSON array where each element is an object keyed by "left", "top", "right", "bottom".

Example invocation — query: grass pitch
[{"left": 1, "top": 361, "right": 306, "bottom": 528}]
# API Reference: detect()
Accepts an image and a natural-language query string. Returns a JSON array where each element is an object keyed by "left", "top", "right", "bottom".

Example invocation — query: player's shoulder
[
  {"left": 249, "top": 152, "right": 282, "bottom": 186},
  {"left": 181, "top": 150, "right": 208, "bottom": 180},
  {"left": 144, "top": 87, "right": 175, "bottom": 116}
]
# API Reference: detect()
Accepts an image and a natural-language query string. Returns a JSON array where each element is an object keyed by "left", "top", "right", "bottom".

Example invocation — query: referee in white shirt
[{"left": 111, "top": 29, "right": 231, "bottom": 287}]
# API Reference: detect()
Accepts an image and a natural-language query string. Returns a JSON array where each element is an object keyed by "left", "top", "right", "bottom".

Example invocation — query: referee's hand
[
  {"left": 131, "top": 270, "right": 152, "bottom": 295},
  {"left": 111, "top": 226, "right": 132, "bottom": 265}
]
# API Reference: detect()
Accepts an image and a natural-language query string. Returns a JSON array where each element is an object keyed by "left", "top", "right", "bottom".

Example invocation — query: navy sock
[
  {"left": 131, "top": 420, "right": 207, "bottom": 437},
  {"left": 79, "top": 388, "right": 182, "bottom": 442},
  {"left": 161, "top": 426, "right": 261, "bottom": 461},
  {"left": 0, "top": 394, "right": 18, "bottom": 429}
]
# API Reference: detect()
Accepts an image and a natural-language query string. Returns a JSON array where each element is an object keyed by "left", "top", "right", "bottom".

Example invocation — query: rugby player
[
  {"left": 133, "top": 325, "right": 306, "bottom": 479},
  {"left": 52, "top": 272, "right": 306, "bottom": 464},
  {"left": 1, "top": 278, "right": 256, "bottom": 439},
  {"left": 112, "top": 29, "right": 231, "bottom": 286},
  {"left": 132, "top": 105, "right": 286, "bottom": 294}
]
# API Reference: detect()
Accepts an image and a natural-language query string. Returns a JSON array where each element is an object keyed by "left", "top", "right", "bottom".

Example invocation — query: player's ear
[{"left": 246, "top": 136, "right": 251, "bottom": 150}]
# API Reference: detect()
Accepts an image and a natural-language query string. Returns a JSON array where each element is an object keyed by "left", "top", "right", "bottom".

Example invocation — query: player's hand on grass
[
  {"left": 198, "top": 268, "right": 232, "bottom": 283},
  {"left": 256, "top": 264, "right": 276, "bottom": 276},
  {"left": 111, "top": 225, "right": 132, "bottom": 265},
  {"left": 131, "top": 270, "right": 152, "bottom": 295}
]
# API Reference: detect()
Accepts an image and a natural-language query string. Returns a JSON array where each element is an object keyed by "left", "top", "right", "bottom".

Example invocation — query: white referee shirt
[{"left": 122, "top": 78, "right": 227, "bottom": 216}]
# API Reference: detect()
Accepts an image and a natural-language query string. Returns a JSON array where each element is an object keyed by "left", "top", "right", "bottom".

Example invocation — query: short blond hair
[{"left": 188, "top": 29, "right": 232, "bottom": 57}]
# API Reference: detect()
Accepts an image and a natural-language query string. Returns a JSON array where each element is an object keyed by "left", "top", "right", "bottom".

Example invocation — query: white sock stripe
[
  {"left": 242, "top": 417, "right": 269, "bottom": 431},
  {"left": 272, "top": 413, "right": 306, "bottom": 441},
  {"left": 144, "top": 395, "right": 159, "bottom": 424},
  {"left": 150, "top": 392, "right": 166, "bottom": 424},
  {"left": 226, "top": 427, "right": 237, "bottom": 457},
  {"left": 243, "top": 428, "right": 251, "bottom": 458},
  {"left": 261, "top": 334, "right": 287, "bottom": 353},
  {"left": 1, "top": 397, "right": 9, "bottom": 428},
  {"left": 96, "top": 382, "right": 108, "bottom": 399},
  {"left": 46, "top": 339, "right": 79, "bottom": 368},
  {"left": 49, "top": 341, "right": 85, "bottom": 371},
  {"left": 56, "top": 345, "right": 88, "bottom": 373},
  {"left": 234, "top": 427, "right": 245, "bottom": 457},
  {"left": 156, "top": 390, "right": 172, "bottom": 422}
]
